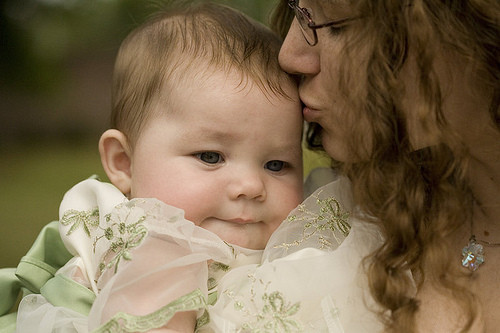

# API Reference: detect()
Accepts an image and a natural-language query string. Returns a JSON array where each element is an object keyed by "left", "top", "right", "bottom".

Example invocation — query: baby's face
[{"left": 128, "top": 69, "right": 303, "bottom": 249}]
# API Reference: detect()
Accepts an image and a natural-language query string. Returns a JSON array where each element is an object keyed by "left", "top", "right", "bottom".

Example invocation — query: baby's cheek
[{"left": 180, "top": 200, "right": 212, "bottom": 226}]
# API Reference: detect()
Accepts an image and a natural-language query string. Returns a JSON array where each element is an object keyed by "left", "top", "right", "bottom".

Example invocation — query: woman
[{"left": 273, "top": 0, "right": 499, "bottom": 332}]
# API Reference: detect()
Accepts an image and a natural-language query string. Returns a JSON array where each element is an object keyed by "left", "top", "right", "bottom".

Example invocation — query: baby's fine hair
[{"left": 111, "top": 0, "right": 289, "bottom": 146}]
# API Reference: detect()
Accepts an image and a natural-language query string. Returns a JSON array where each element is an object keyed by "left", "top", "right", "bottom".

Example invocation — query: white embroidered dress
[{"left": 16, "top": 177, "right": 384, "bottom": 332}]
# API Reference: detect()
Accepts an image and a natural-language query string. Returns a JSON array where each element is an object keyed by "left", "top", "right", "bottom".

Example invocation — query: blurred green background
[{"left": 0, "top": 0, "right": 330, "bottom": 268}]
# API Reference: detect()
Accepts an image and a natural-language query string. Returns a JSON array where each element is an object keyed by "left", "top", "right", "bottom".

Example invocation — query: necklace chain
[
  {"left": 460, "top": 194, "right": 500, "bottom": 270},
  {"left": 462, "top": 235, "right": 500, "bottom": 272},
  {"left": 472, "top": 202, "right": 500, "bottom": 246},
  {"left": 460, "top": 195, "right": 500, "bottom": 271},
  {"left": 476, "top": 238, "right": 500, "bottom": 247},
  {"left": 461, "top": 218, "right": 500, "bottom": 271}
]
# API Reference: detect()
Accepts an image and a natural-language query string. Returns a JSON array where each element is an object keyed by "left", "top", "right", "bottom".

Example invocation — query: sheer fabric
[
  {"left": 16, "top": 176, "right": 386, "bottom": 332},
  {"left": 204, "top": 176, "right": 385, "bottom": 332}
]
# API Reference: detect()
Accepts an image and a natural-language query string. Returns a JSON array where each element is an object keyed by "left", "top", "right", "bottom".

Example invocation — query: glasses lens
[{"left": 292, "top": 6, "right": 316, "bottom": 45}]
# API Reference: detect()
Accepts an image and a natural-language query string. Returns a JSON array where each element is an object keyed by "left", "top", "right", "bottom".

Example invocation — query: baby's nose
[{"left": 228, "top": 168, "right": 266, "bottom": 201}]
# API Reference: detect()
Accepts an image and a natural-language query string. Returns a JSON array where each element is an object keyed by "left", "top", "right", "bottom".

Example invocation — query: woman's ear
[{"left": 99, "top": 129, "right": 132, "bottom": 195}]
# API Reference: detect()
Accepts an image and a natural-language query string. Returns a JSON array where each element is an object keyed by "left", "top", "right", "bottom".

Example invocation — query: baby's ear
[{"left": 99, "top": 129, "right": 132, "bottom": 195}]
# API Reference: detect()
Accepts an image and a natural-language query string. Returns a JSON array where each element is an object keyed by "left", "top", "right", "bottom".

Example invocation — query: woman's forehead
[
  {"left": 303, "top": 0, "right": 352, "bottom": 11},
  {"left": 301, "top": 0, "right": 350, "bottom": 6},
  {"left": 316, "top": 0, "right": 351, "bottom": 5}
]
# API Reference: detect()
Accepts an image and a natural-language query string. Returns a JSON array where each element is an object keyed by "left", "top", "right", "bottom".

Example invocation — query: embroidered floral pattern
[
  {"left": 95, "top": 200, "right": 149, "bottom": 275},
  {"left": 60, "top": 208, "right": 99, "bottom": 236},
  {"left": 224, "top": 273, "right": 302, "bottom": 332},
  {"left": 208, "top": 261, "right": 230, "bottom": 291},
  {"left": 210, "top": 261, "right": 230, "bottom": 272},
  {"left": 275, "top": 191, "right": 351, "bottom": 251}
]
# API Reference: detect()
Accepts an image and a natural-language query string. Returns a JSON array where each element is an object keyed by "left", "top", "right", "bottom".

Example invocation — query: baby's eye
[
  {"left": 195, "top": 152, "right": 224, "bottom": 164},
  {"left": 265, "top": 160, "right": 286, "bottom": 172}
]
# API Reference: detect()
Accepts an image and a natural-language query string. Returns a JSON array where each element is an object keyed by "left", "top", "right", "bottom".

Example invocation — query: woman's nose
[
  {"left": 278, "top": 19, "right": 320, "bottom": 75},
  {"left": 228, "top": 169, "right": 267, "bottom": 202}
]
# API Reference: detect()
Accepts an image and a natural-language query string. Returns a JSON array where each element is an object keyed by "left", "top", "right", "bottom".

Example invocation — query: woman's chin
[{"left": 322, "top": 138, "right": 351, "bottom": 163}]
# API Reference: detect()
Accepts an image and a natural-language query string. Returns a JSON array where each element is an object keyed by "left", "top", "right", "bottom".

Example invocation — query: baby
[{"left": 14, "top": 1, "right": 303, "bottom": 332}]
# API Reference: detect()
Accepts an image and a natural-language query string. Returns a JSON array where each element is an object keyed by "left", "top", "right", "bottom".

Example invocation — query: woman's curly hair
[{"left": 272, "top": 0, "right": 500, "bottom": 331}]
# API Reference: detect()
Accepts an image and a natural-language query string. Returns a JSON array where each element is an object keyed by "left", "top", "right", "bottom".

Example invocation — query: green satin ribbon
[
  {"left": 41, "top": 274, "right": 95, "bottom": 315},
  {"left": 0, "top": 221, "right": 77, "bottom": 332}
]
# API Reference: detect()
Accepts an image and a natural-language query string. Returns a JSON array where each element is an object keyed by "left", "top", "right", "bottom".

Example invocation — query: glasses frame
[{"left": 287, "top": 0, "right": 355, "bottom": 46}]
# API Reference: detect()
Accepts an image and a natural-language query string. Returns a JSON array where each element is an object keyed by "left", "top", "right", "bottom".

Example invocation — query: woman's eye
[
  {"left": 196, "top": 152, "right": 223, "bottom": 164},
  {"left": 328, "top": 17, "right": 354, "bottom": 36},
  {"left": 265, "top": 160, "right": 286, "bottom": 172},
  {"left": 329, "top": 24, "right": 347, "bottom": 36}
]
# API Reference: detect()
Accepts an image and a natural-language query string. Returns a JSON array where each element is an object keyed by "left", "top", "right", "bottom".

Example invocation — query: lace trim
[
  {"left": 92, "top": 288, "right": 206, "bottom": 333},
  {"left": 274, "top": 191, "right": 351, "bottom": 251}
]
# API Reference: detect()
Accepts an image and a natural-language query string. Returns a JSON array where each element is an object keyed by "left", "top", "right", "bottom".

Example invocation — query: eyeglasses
[{"left": 287, "top": 0, "right": 355, "bottom": 46}]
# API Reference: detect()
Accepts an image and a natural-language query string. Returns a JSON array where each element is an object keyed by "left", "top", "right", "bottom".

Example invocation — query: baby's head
[
  {"left": 110, "top": 1, "right": 296, "bottom": 147},
  {"left": 99, "top": 1, "right": 303, "bottom": 249}
]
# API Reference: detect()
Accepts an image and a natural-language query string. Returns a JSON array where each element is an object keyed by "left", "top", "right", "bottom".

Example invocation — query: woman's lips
[{"left": 302, "top": 105, "right": 321, "bottom": 123}]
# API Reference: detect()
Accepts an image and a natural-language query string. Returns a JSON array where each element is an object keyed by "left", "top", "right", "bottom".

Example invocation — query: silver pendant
[{"left": 461, "top": 235, "right": 484, "bottom": 271}]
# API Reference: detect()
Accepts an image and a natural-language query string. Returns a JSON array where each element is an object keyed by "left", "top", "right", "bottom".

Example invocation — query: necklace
[
  {"left": 461, "top": 201, "right": 500, "bottom": 271},
  {"left": 462, "top": 234, "right": 500, "bottom": 271}
]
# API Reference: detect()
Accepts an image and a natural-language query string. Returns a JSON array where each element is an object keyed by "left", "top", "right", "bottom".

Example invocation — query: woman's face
[
  {"left": 280, "top": 0, "right": 497, "bottom": 163},
  {"left": 279, "top": 0, "right": 362, "bottom": 162}
]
